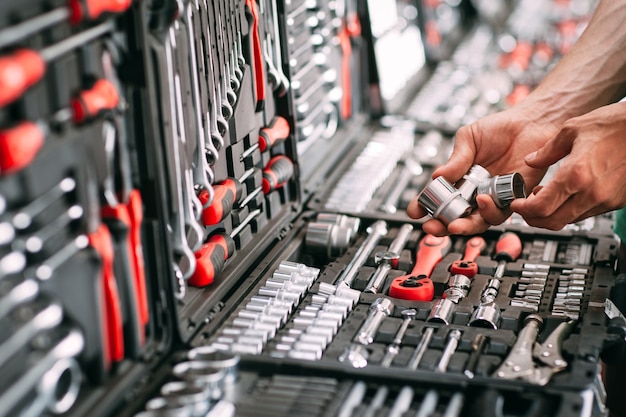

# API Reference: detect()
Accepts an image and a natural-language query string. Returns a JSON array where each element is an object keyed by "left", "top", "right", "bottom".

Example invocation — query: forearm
[{"left": 517, "top": 0, "right": 626, "bottom": 126}]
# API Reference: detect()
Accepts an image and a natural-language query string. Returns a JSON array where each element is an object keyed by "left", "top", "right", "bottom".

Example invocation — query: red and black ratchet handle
[
  {"left": 449, "top": 236, "right": 487, "bottom": 277},
  {"left": 388, "top": 234, "right": 452, "bottom": 301}
]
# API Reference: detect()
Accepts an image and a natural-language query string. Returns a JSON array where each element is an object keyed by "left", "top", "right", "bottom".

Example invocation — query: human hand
[
  {"left": 407, "top": 105, "right": 559, "bottom": 235},
  {"left": 510, "top": 101, "right": 626, "bottom": 230}
]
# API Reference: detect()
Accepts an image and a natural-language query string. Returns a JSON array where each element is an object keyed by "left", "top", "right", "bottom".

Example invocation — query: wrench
[
  {"left": 0, "top": 278, "right": 38, "bottom": 320},
  {"left": 0, "top": 300, "right": 63, "bottom": 369},
  {"left": 11, "top": 177, "right": 76, "bottom": 230},
  {"left": 0, "top": 328, "right": 84, "bottom": 417}
]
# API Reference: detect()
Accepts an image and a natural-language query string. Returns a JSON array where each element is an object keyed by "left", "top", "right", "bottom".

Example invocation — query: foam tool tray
[{"left": 151, "top": 216, "right": 623, "bottom": 417}]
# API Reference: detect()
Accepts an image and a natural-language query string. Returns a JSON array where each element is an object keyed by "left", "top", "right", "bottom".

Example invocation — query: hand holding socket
[{"left": 418, "top": 165, "right": 526, "bottom": 225}]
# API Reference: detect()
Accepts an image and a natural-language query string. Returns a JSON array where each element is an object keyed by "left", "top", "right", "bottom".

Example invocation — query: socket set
[{"left": 1, "top": 0, "right": 624, "bottom": 416}]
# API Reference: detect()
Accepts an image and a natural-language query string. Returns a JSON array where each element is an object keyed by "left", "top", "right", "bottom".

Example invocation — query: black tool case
[{"left": 0, "top": 0, "right": 624, "bottom": 416}]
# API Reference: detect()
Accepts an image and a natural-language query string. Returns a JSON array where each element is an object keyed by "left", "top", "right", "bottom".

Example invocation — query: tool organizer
[{"left": 0, "top": 0, "right": 624, "bottom": 416}]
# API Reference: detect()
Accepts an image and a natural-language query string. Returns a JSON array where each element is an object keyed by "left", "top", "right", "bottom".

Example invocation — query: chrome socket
[{"left": 418, "top": 165, "right": 526, "bottom": 224}]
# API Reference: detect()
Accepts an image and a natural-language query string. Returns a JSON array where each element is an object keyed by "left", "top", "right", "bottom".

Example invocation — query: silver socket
[
  {"left": 477, "top": 172, "right": 526, "bottom": 208},
  {"left": 305, "top": 222, "right": 353, "bottom": 258},
  {"left": 456, "top": 165, "right": 491, "bottom": 202},
  {"left": 418, "top": 177, "right": 472, "bottom": 225}
]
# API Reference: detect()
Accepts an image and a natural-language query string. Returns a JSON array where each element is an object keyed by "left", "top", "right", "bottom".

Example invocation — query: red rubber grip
[
  {"left": 411, "top": 234, "right": 452, "bottom": 277},
  {"left": 262, "top": 155, "right": 294, "bottom": 194},
  {"left": 245, "top": 0, "right": 265, "bottom": 111},
  {"left": 89, "top": 224, "right": 124, "bottom": 364},
  {"left": 388, "top": 275, "right": 435, "bottom": 301},
  {"left": 449, "top": 260, "right": 479, "bottom": 278},
  {"left": 494, "top": 232, "right": 522, "bottom": 262},
  {"left": 200, "top": 178, "right": 242, "bottom": 225},
  {"left": 0, "top": 49, "right": 45, "bottom": 107},
  {"left": 68, "top": 0, "right": 132, "bottom": 24},
  {"left": 0, "top": 121, "right": 45, "bottom": 174},
  {"left": 189, "top": 242, "right": 226, "bottom": 287},
  {"left": 259, "top": 116, "right": 290, "bottom": 152},
  {"left": 72, "top": 79, "right": 119, "bottom": 123},
  {"left": 463, "top": 236, "right": 486, "bottom": 262}
]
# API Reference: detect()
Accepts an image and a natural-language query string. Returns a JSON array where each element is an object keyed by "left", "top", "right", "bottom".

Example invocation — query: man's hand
[
  {"left": 407, "top": 105, "right": 558, "bottom": 235},
  {"left": 511, "top": 101, "right": 626, "bottom": 229}
]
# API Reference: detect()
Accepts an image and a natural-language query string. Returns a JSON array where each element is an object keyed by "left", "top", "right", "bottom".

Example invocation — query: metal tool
[
  {"left": 381, "top": 308, "right": 416, "bottom": 367},
  {"left": 362, "top": 386, "right": 388, "bottom": 417},
  {"left": 407, "top": 326, "right": 435, "bottom": 370},
  {"left": 11, "top": 178, "right": 76, "bottom": 230},
  {"left": 335, "top": 220, "right": 388, "bottom": 288},
  {"left": 356, "top": 298, "right": 394, "bottom": 345},
  {"left": 415, "top": 390, "right": 439, "bottom": 417},
  {"left": 494, "top": 314, "right": 573, "bottom": 385},
  {"left": 365, "top": 224, "right": 414, "bottom": 294},
  {"left": 336, "top": 381, "right": 367, "bottom": 417},
  {"left": 380, "top": 158, "right": 423, "bottom": 213},
  {"left": 436, "top": 329, "right": 462, "bottom": 372},
  {"left": 428, "top": 274, "right": 471, "bottom": 324},
  {"left": 388, "top": 386, "right": 414, "bottom": 417},
  {"left": 0, "top": 328, "right": 84, "bottom": 417},
  {"left": 464, "top": 333, "right": 488, "bottom": 378}
]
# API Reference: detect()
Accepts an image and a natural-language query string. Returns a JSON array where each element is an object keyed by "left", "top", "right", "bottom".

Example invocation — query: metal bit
[
  {"left": 436, "top": 329, "right": 462, "bottom": 372},
  {"left": 335, "top": 220, "right": 388, "bottom": 288},
  {"left": 380, "top": 309, "right": 417, "bottom": 367}
]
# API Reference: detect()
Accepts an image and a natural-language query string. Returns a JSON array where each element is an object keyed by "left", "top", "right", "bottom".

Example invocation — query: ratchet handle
[
  {"left": 411, "top": 234, "right": 452, "bottom": 277},
  {"left": 388, "top": 274, "right": 435, "bottom": 301}
]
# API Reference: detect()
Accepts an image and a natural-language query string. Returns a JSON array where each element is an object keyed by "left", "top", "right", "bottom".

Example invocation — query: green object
[{"left": 613, "top": 207, "right": 626, "bottom": 243}]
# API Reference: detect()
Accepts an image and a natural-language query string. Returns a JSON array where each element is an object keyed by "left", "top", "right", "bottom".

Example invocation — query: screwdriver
[
  {"left": 258, "top": 116, "right": 290, "bottom": 152},
  {"left": 449, "top": 236, "right": 486, "bottom": 278},
  {"left": 0, "top": 0, "right": 131, "bottom": 50},
  {"left": 0, "top": 20, "right": 113, "bottom": 107},
  {"left": 493, "top": 232, "right": 523, "bottom": 279},
  {"left": 198, "top": 168, "right": 261, "bottom": 226},
  {"left": 198, "top": 178, "right": 243, "bottom": 225},
  {"left": 262, "top": 155, "right": 294, "bottom": 194},
  {"left": 189, "top": 209, "right": 261, "bottom": 287},
  {"left": 388, "top": 234, "right": 452, "bottom": 301},
  {"left": 71, "top": 78, "right": 120, "bottom": 123},
  {"left": 0, "top": 122, "right": 46, "bottom": 175}
]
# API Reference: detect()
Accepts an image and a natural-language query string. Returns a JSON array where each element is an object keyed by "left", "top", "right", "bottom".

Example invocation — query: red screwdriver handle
[
  {"left": 0, "top": 49, "right": 45, "bottom": 108},
  {"left": 189, "top": 234, "right": 235, "bottom": 287},
  {"left": 68, "top": 0, "right": 133, "bottom": 24},
  {"left": 495, "top": 232, "right": 522, "bottom": 262},
  {"left": 262, "top": 155, "right": 294, "bottom": 194},
  {"left": 259, "top": 116, "right": 290, "bottom": 152},
  {"left": 126, "top": 190, "right": 148, "bottom": 326},
  {"left": 199, "top": 178, "right": 243, "bottom": 225},
  {"left": 72, "top": 79, "right": 120, "bottom": 123},
  {"left": 0, "top": 121, "right": 46, "bottom": 174}
]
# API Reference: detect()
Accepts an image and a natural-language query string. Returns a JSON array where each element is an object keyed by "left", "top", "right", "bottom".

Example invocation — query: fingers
[
  {"left": 431, "top": 125, "right": 477, "bottom": 181},
  {"left": 406, "top": 196, "right": 427, "bottom": 219},
  {"left": 524, "top": 124, "right": 575, "bottom": 169}
]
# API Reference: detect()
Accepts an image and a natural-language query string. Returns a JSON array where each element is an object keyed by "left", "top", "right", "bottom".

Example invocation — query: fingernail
[{"left": 525, "top": 151, "right": 537, "bottom": 162}]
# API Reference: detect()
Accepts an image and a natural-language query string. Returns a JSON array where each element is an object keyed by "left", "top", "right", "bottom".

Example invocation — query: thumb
[
  {"left": 525, "top": 130, "right": 574, "bottom": 169},
  {"left": 432, "top": 129, "right": 477, "bottom": 182}
]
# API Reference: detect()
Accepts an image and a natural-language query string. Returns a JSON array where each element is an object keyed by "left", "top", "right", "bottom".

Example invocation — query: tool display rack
[{"left": 0, "top": 0, "right": 623, "bottom": 416}]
